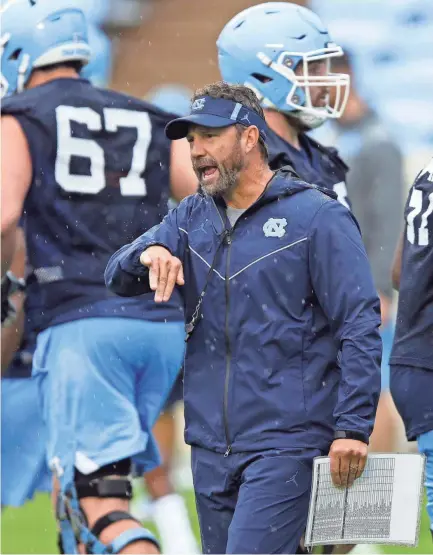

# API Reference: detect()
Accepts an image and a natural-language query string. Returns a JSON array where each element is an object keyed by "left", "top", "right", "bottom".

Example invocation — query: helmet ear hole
[
  {"left": 8, "top": 49, "right": 22, "bottom": 61},
  {"left": 251, "top": 73, "right": 273, "bottom": 84}
]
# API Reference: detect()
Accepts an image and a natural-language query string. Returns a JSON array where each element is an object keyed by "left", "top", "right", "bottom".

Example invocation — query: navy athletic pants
[{"left": 191, "top": 446, "right": 323, "bottom": 554}]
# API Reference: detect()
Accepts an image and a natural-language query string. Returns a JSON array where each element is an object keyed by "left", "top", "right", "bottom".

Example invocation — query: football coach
[{"left": 105, "top": 82, "right": 382, "bottom": 554}]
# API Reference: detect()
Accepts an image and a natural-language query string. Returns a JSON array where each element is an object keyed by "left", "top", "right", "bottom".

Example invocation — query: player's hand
[
  {"left": 140, "top": 246, "right": 184, "bottom": 303},
  {"left": 328, "top": 439, "right": 368, "bottom": 488}
]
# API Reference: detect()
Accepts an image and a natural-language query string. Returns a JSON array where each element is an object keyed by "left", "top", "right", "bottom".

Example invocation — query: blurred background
[{"left": 1, "top": 0, "right": 433, "bottom": 553}]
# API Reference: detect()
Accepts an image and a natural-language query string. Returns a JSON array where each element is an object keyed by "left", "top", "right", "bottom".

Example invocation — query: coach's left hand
[{"left": 329, "top": 439, "right": 368, "bottom": 488}]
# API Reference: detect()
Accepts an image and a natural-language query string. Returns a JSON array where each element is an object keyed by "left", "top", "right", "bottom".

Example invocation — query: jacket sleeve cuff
[
  {"left": 334, "top": 429, "right": 369, "bottom": 445},
  {"left": 119, "top": 241, "right": 171, "bottom": 275}
]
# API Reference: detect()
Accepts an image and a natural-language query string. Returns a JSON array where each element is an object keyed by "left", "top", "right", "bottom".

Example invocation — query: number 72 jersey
[
  {"left": 1, "top": 78, "right": 178, "bottom": 333},
  {"left": 390, "top": 157, "right": 433, "bottom": 371}
]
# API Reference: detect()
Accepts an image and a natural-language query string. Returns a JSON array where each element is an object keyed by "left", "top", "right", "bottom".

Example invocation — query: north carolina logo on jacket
[{"left": 263, "top": 218, "right": 287, "bottom": 238}]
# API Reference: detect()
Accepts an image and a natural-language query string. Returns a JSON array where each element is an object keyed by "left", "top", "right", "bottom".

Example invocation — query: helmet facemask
[{"left": 256, "top": 44, "right": 350, "bottom": 129}]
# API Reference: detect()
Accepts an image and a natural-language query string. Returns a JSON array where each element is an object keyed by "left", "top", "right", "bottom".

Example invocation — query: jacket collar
[{"left": 206, "top": 165, "right": 336, "bottom": 233}]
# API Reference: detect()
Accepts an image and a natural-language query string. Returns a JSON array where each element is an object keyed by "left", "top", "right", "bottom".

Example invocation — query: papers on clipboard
[{"left": 305, "top": 453, "right": 425, "bottom": 548}]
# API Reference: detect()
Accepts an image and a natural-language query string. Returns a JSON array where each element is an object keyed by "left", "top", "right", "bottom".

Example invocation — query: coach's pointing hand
[
  {"left": 329, "top": 439, "right": 368, "bottom": 488},
  {"left": 140, "top": 246, "right": 184, "bottom": 303}
]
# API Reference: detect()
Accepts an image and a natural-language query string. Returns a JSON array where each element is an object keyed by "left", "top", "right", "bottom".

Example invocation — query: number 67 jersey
[
  {"left": 1, "top": 78, "right": 182, "bottom": 334},
  {"left": 390, "top": 157, "right": 433, "bottom": 371}
]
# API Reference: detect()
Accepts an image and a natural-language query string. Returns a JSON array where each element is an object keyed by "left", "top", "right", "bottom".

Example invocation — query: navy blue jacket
[{"left": 106, "top": 169, "right": 382, "bottom": 454}]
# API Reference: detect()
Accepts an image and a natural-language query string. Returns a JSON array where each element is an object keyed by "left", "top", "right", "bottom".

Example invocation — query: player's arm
[
  {"left": 169, "top": 138, "right": 198, "bottom": 201},
  {"left": 309, "top": 201, "right": 382, "bottom": 487},
  {"left": 1, "top": 228, "right": 26, "bottom": 374},
  {"left": 391, "top": 232, "right": 404, "bottom": 291},
  {"left": 105, "top": 199, "right": 189, "bottom": 299},
  {"left": 1, "top": 116, "right": 32, "bottom": 277}
]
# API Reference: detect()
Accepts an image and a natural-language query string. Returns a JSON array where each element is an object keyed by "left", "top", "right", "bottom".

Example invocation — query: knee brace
[
  {"left": 75, "top": 459, "right": 133, "bottom": 501},
  {"left": 58, "top": 459, "right": 159, "bottom": 554}
]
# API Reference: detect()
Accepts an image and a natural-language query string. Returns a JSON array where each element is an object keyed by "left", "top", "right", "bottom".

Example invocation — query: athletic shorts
[{"left": 32, "top": 317, "right": 185, "bottom": 480}]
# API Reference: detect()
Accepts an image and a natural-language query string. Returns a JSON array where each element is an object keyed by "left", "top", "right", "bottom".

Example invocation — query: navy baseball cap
[{"left": 165, "top": 95, "right": 268, "bottom": 142}]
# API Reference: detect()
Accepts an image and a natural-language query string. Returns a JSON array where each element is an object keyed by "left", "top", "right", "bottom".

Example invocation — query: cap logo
[{"left": 192, "top": 98, "right": 206, "bottom": 111}]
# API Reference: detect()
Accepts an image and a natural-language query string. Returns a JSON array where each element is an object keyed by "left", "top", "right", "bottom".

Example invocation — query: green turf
[
  {"left": 1, "top": 490, "right": 431, "bottom": 554},
  {"left": 1, "top": 494, "right": 57, "bottom": 554}
]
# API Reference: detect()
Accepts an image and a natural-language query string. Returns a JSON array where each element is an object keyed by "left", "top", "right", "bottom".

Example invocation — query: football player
[
  {"left": 390, "top": 157, "right": 433, "bottom": 541},
  {"left": 217, "top": 2, "right": 350, "bottom": 207}
]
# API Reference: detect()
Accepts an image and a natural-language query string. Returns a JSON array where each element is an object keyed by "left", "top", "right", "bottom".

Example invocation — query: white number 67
[{"left": 55, "top": 105, "right": 151, "bottom": 197}]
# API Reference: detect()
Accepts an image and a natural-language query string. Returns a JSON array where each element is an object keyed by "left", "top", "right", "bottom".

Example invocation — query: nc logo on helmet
[
  {"left": 192, "top": 98, "right": 206, "bottom": 111},
  {"left": 263, "top": 218, "right": 287, "bottom": 238}
]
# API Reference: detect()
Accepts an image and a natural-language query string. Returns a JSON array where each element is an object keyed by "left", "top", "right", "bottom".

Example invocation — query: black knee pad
[{"left": 75, "top": 458, "right": 133, "bottom": 500}]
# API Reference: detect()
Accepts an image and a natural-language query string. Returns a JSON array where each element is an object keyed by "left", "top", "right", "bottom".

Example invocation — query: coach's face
[{"left": 187, "top": 124, "right": 246, "bottom": 197}]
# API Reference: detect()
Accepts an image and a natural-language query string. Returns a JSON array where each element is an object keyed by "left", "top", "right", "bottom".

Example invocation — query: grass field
[{"left": 1, "top": 489, "right": 431, "bottom": 554}]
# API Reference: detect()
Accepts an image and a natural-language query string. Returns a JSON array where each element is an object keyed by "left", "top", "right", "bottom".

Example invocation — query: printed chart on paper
[{"left": 305, "top": 453, "right": 425, "bottom": 547}]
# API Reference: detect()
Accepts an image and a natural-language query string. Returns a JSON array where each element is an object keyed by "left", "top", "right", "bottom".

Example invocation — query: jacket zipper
[
  {"left": 210, "top": 199, "right": 233, "bottom": 456},
  {"left": 211, "top": 179, "right": 282, "bottom": 456},
  {"left": 223, "top": 230, "right": 232, "bottom": 457},
  {"left": 209, "top": 198, "right": 233, "bottom": 456}
]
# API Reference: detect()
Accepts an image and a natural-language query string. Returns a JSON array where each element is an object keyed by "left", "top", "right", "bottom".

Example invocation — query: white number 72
[{"left": 55, "top": 105, "right": 152, "bottom": 196}]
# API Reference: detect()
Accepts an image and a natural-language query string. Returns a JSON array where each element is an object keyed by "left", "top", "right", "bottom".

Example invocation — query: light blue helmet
[
  {"left": 0, "top": 0, "right": 91, "bottom": 98},
  {"left": 217, "top": 2, "right": 350, "bottom": 129}
]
